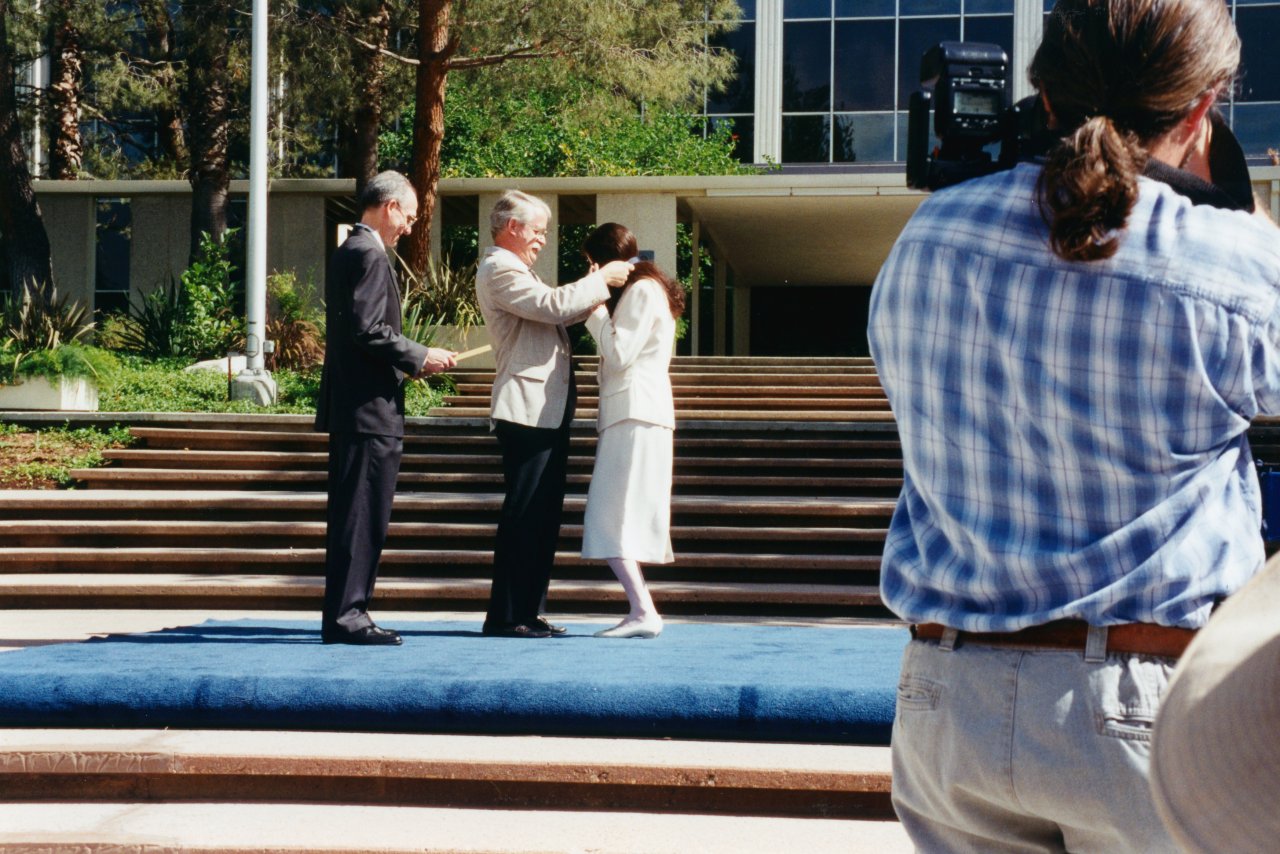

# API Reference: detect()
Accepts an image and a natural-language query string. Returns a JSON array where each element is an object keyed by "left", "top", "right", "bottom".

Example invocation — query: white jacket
[{"left": 584, "top": 278, "right": 676, "bottom": 431}]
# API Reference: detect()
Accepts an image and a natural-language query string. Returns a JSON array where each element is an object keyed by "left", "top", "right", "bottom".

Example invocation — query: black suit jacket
[{"left": 315, "top": 225, "right": 429, "bottom": 437}]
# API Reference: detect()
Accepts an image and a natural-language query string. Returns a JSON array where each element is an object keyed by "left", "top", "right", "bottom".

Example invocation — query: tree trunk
[
  {"left": 337, "top": 2, "right": 390, "bottom": 199},
  {"left": 141, "top": 0, "right": 187, "bottom": 167},
  {"left": 0, "top": 0, "right": 54, "bottom": 296},
  {"left": 46, "top": 1, "right": 84, "bottom": 180},
  {"left": 405, "top": 0, "right": 454, "bottom": 276},
  {"left": 182, "top": 0, "right": 231, "bottom": 260}
]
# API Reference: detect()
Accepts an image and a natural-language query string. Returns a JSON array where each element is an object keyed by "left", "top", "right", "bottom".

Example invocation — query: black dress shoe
[
  {"left": 321, "top": 625, "right": 403, "bottom": 646},
  {"left": 534, "top": 617, "right": 568, "bottom": 636},
  {"left": 481, "top": 622, "right": 552, "bottom": 639}
]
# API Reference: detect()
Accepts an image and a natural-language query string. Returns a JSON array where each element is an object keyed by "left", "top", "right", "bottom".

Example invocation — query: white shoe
[{"left": 594, "top": 616, "right": 663, "bottom": 639}]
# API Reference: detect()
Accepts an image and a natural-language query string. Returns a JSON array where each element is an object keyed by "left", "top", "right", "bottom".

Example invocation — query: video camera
[{"left": 906, "top": 41, "right": 1055, "bottom": 191}]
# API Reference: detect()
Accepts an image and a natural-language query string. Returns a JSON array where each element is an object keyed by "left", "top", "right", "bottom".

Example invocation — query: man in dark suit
[{"left": 315, "top": 170, "right": 456, "bottom": 646}]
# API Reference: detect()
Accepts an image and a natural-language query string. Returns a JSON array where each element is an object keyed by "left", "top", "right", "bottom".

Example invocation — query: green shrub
[
  {"left": 111, "top": 233, "right": 246, "bottom": 361},
  {"left": 6, "top": 343, "right": 119, "bottom": 384},
  {"left": 266, "top": 271, "right": 325, "bottom": 372},
  {"left": 179, "top": 230, "right": 244, "bottom": 359},
  {"left": 1, "top": 281, "right": 94, "bottom": 352}
]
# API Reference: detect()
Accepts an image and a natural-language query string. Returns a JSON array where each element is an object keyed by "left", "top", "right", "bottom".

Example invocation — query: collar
[
  {"left": 1142, "top": 159, "right": 1254, "bottom": 212},
  {"left": 354, "top": 222, "right": 385, "bottom": 250},
  {"left": 487, "top": 245, "right": 530, "bottom": 271}
]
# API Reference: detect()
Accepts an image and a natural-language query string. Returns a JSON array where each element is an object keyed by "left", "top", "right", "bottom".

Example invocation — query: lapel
[
  {"left": 354, "top": 223, "right": 402, "bottom": 308},
  {"left": 530, "top": 267, "right": 569, "bottom": 346}
]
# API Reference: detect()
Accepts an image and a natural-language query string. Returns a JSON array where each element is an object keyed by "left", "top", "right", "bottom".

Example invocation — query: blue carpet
[{"left": 0, "top": 621, "right": 906, "bottom": 744}]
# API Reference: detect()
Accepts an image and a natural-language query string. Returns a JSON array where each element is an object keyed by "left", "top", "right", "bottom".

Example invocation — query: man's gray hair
[
  {"left": 359, "top": 171, "right": 416, "bottom": 212},
  {"left": 490, "top": 190, "right": 551, "bottom": 238}
]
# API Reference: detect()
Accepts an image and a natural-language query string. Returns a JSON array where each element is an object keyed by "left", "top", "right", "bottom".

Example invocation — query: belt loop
[
  {"left": 1085, "top": 626, "right": 1108, "bottom": 662},
  {"left": 939, "top": 627, "right": 959, "bottom": 652}
]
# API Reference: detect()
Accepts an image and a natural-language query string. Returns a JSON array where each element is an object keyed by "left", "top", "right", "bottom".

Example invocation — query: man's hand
[
  {"left": 597, "top": 260, "right": 634, "bottom": 287},
  {"left": 416, "top": 347, "right": 457, "bottom": 378}
]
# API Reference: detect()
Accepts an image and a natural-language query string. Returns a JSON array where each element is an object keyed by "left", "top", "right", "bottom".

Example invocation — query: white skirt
[{"left": 581, "top": 420, "right": 675, "bottom": 564}]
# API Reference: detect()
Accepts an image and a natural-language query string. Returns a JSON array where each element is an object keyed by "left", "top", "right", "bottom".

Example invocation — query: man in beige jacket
[{"left": 475, "top": 190, "right": 632, "bottom": 638}]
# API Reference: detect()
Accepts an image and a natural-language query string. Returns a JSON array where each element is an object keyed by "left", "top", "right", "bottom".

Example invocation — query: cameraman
[{"left": 868, "top": 0, "right": 1280, "bottom": 850}]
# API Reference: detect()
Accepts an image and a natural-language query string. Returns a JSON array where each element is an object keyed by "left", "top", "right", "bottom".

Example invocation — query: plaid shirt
[{"left": 868, "top": 163, "right": 1280, "bottom": 631}]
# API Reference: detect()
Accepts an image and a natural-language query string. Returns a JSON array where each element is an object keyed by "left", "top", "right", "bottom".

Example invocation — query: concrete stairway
[
  {"left": 435, "top": 355, "right": 894, "bottom": 420},
  {"left": 0, "top": 356, "right": 906, "bottom": 617}
]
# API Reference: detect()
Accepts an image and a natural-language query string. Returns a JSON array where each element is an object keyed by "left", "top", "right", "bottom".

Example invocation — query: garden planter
[
  {"left": 0, "top": 376, "right": 99, "bottom": 411},
  {"left": 431, "top": 325, "right": 494, "bottom": 369}
]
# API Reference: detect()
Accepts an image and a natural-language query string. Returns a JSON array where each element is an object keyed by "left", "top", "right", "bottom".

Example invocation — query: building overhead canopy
[{"left": 682, "top": 188, "right": 924, "bottom": 288}]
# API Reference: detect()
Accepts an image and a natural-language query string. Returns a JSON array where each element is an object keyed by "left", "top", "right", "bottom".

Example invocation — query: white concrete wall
[
  {"left": 595, "top": 193, "right": 678, "bottom": 278},
  {"left": 38, "top": 195, "right": 94, "bottom": 309},
  {"left": 267, "top": 195, "right": 325, "bottom": 283},
  {"left": 130, "top": 195, "right": 190, "bottom": 296}
]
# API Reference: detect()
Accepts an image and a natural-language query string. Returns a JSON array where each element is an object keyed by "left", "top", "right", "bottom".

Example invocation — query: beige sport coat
[
  {"left": 584, "top": 278, "right": 676, "bottom": 431},
  {"left": 476, "top": 246, "right": 610, "bottom": 429}
]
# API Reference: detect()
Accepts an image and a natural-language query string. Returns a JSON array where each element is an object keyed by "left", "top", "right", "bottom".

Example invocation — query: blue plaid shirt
[{"left": 868, "top": 163, "right": 1280, "bottom": 631}]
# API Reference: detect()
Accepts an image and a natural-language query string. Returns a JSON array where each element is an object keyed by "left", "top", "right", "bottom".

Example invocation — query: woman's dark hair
[
  {"left": 1030, "top": 0, "right": 1239, "bottom": 261},
  {"left": 582, "top": 222, "right": 686, "bottom": 319}
]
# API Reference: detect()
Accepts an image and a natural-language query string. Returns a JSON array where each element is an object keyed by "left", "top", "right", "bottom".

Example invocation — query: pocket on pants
[
  {"left": 1093, "top": 655, "right": 1174, "bottom": 743},
  {"left": 896, "top": 642, "right": 944, "bottom": 713}
]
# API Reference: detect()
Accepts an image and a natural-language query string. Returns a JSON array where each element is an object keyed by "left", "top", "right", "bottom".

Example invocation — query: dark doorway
[{"left": 750, "top": 285, "right": 872, "bottom": 356}]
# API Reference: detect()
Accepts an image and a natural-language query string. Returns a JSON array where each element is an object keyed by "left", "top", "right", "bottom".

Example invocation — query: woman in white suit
[{"left": 580, "top": 223, "right": 684, "bottom": 639}]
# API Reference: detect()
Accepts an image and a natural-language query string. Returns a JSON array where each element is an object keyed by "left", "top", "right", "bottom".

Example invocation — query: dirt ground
[{"left": 0, "top": 430, "right": 78, "bottom": 491}]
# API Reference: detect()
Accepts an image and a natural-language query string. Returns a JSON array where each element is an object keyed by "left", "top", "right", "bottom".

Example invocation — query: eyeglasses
[
  {"left": 393, "top": 199, "right": 417, "bottom": 227},
  {"left": 524, "top": 224, "right": 548, "bottom": 238}
]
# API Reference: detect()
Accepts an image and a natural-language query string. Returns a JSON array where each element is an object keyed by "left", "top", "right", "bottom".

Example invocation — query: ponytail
[{"left": 1037, "top": 115, "right": 1146, "bottom": 262}]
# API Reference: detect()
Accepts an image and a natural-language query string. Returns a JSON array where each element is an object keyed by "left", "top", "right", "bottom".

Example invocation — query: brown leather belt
[{"left": 911, "top": 619, "right": 1196, "bottom": 659}]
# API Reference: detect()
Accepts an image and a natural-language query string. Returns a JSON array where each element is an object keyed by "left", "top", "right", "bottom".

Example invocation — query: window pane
[
  {"left": 896, "top": 111, "right": 911, "bottom": 161},
  {"left": 708, "top": 23, "right": 756, "bottom": 114},
  {"left": 898, "top": 17, "right": 961, "bottom": 109},
  {"left": 1230, "top": 103, "right": 1280, "bottom": 158},
  {"left": 783, "top": 21, "right": 833, "bottom": 111},
  {"left": 834, "top": 20, "right": 896, "bottom": 110},
  {"left": 962, "top": 15, "right": 1012, "bottom": 55},
  {"left": 785, "top": 0, "right": 830, "bottom": 18},
  {"left": 782, "top": 114, "right": 831, "bottom": 162},
  {"left": 965, "top": 0, "right": 1013, "bottom": 11},
  {"left": 711, "top": 115, "right": 756, "bottom": 163},
  {"left": 835, "top": 0, "right": 895, "bottom": 16},
  {"left": 1237, "top": 7, "right": 1280, "bottom": 102},
  {"left": 901, "top": 0, "right": 961, "bottom": 15},
  {"left": 95, "top": 198, "right": 131, "bottom": 297},
  {"left": 735, "top": 0, "right": 756, "bottom": 18},
  {"left": 834, "top": 112, "right": 896, "bottom": 162}
]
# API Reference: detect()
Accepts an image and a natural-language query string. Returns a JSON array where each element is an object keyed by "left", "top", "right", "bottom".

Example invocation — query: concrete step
[
  {"left": 65, "top": 467, "right": 906, "bottom": 496},
  {"left": 100, "top": 448, "right": 902, "bottom": 469},
  {"left": 0, "top": 520, "right": 889, "bottom": 554},
  {"left": 431, "top": 407, "right": 898, "bottom": 421},
  {"left": 0, "top": 547, "right": 882, "bottom": 574},
  {"left": 0, "top": 489, "right": 896, "bottom": 518},
  {"left": 0, "top": 728, "right": 894, "bottom": 818},
  {"left": 128, "top": 426, "right": 905, "bottom": 456},
  {"left": 0, "top": 801, "right": 909, "bottom": 852},
  {"left": 442, "top": 395, "right": 893, "bottom": 411},
  {"left": 0, "top": 574, "right": 885, "bottom": 612}
]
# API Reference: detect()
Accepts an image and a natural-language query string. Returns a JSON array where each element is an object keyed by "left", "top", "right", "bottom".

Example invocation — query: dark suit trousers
[
  {"left": 323, "top": 432, "right": 403, "bottom": 631},
  {"left": 486, "top": 403, "right": 574, "bottom": 627}
]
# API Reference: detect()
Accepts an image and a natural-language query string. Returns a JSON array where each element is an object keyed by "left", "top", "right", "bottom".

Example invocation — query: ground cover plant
[{"left": 0, "top": 422, "right": 135, "bottom": 489}]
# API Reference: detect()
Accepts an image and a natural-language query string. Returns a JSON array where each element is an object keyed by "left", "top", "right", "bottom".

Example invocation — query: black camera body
[{"left": 906, "top": 41, "right": 1055, "bottom": 191}]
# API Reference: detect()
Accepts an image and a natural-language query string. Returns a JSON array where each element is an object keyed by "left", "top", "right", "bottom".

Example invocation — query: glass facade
[
  {"left": 708, "top": 0, "right": 1278, "bottom": 164},
  {"left": 706, "top": 4, "right": 758, "bottom": 162},
  {"left": 94, "top": 198, "right": 131, "bottom": 318},
  {"left": 782, "top": 0, "right": 1012, "bottom": 163}
]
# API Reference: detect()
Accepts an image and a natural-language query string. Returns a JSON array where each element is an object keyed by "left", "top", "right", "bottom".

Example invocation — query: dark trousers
[
  {"left": 486, "top": 410, "right": 573, "bottom": 628},
  {"left": 323, "top": 431, "right": 403, "bottom": 631}
]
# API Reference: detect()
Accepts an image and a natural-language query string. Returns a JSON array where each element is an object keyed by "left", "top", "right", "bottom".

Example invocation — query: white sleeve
[{"left": 585, "top": 279, "right": 662, "bottom": 372}]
